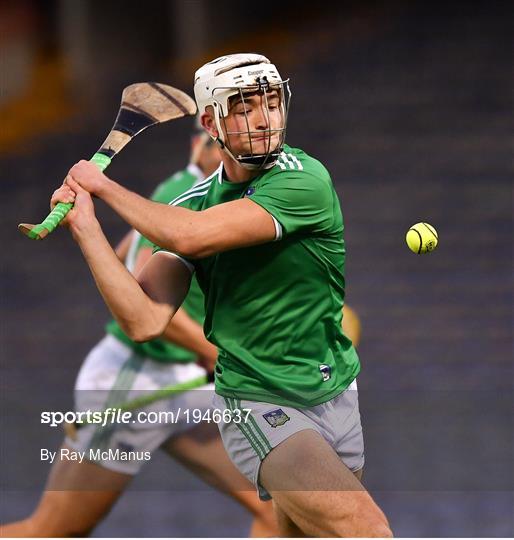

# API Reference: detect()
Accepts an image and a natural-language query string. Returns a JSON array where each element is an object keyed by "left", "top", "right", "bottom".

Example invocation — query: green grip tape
[
  {"left": 90, "top": 152, "right": 112, "bottom": 171},
  {"left": 25, "top": 153, "right": 112, "bottom": 239},
  {"left": 31, "top": 202, "right": 74, "bottom": 236}
]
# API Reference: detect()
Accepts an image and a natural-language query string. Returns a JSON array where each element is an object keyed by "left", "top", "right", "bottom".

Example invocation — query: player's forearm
[
  {"left": 71, "top": 220, "right": 173, "bottom": 342},
  {"left": 95, "top": 178, "right": 276, "bottom": 258},
  {"left": 97, "top": 179, "right": 199, "bottom": 256}
]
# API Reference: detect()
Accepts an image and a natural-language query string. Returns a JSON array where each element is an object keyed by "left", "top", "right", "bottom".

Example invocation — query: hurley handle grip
[{"left": 18, "top": 153, "right": 112, "bottom": 240}]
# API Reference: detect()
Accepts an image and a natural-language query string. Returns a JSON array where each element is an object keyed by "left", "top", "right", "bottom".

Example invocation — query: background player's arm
[
  {"left": 65, "top": 165, "right": 276, "bottom": 257},
  {"left": 161, "top": 310, "right": 218, "bottom": 372},
  {"left": 133, "top": 246, "right": 218, "bottom": 371},
  {"left": 114, "top": 229, "right": 134, "bottom": 262}
]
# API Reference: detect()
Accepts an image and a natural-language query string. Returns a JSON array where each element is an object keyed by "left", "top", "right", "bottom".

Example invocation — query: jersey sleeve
[{"left": 249, "top": 169, "right": 335, "bottom": 236}]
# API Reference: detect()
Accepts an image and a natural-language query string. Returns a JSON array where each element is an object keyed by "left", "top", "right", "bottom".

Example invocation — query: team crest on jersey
[
  {"left": 244, "top": 186, "right": 256, "bottom": 197},
  {"left": 263, "top": 409, "right": 290, "bottom": 428},
  {"left": 319, "top": 364, "right": 332, "bottom": 382}
]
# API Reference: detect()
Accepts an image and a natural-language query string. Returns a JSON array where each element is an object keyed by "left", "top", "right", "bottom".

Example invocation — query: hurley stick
[
  {"left": 19, "top": 82, "right": 197, "bottom": 240},
  {"left": 64, "top": 373, "right": 212, "bottom": 441}
]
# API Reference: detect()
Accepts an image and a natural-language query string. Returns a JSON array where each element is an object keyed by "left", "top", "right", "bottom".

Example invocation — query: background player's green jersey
[
  {"left": 106, "top": 165, "right": 206, "bottom": 363},
  {"left": 165, "top": 145, "right": 360, "bottom": 407}
]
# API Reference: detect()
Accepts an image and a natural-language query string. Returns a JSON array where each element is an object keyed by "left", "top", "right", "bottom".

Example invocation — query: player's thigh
[
  {"left": 31, "top": 447, "right": 131, "bottom": 536},
  {"left": 259, "top": 430, "right": 388, "bottom": 537},
  {"left": 259, "top": 429, "right": 364, "bottom": 493}
]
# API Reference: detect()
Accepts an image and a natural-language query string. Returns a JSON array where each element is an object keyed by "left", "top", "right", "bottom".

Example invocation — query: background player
[{"left": 1, "top": 127, "right": 277, "bottom": 538}]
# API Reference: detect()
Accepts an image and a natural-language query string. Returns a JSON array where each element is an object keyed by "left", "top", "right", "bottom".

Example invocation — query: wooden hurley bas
[{"left": 19, "top": 82, "right": 197, "bottom": 240}]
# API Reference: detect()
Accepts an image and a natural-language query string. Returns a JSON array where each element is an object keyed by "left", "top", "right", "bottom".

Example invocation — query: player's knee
[
  {"left": 361, "top": 508, "right": 393, "bottom": 537},
  {"left": 361, "top": 518, "right": 393, "bottom": 538},
  {"left": 373, "top": 521, "right": 394, "bottom": 538},
  {"left": 331, "top": 498, "right": 393, "bottom": 538},
  {"left": 331, "top": 516, "right": 392, "bottom": 538}
]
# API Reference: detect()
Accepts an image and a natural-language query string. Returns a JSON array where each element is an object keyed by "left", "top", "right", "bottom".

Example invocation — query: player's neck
[{"left": 221, "top": 155, "right": 259, "bottom": 183}]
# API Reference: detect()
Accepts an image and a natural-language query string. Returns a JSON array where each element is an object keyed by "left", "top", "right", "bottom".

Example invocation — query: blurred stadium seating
[{"left": 1, "top": 1, "right": 512, "bottom": 536}]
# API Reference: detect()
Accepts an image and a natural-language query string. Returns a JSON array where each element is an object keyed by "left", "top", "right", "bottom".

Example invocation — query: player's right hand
[{"left": 68, "top": 159, "right": 110, "bottom": 196}]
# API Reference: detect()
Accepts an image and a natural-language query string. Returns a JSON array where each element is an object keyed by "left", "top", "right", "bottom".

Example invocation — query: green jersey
[
  {"left": 163, "top": 145, "right": 360, "bottom": 407},
  {"left": 106, "top": 165, "right": 206, "bottom": 363}
]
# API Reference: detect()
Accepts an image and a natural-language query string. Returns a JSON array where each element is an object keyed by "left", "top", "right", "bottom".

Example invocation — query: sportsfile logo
[
  {"left": 40, "top": 407, "right": 252, "bottom": 428},
  {"left": 41, "top": 408, "right": 131, "bottom": 428}
]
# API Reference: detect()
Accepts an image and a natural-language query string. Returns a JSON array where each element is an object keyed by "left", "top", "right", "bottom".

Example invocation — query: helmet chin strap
[
  {"left": 236, "top": 151, "right": 280, "bottom": 170},
  {"left": 218, "top": 139, "right": 280, "bottom": 171}
]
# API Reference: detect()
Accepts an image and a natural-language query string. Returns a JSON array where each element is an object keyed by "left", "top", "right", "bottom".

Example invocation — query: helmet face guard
[
  {"left": 213, "top": 78, "right": 291, "bottom": 170},
  {"left": 194, "top": 54, "right": 291, "bottom": 170}
]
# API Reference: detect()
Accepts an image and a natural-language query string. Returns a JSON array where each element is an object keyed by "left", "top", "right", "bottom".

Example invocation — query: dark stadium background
[{"left": 1, "top": 0, "right": 512, "bottom": 536}]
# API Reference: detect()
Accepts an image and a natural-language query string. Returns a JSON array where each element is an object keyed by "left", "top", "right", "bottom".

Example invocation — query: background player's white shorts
[
  {"left": 65, "top": 335, "right": 213, "bottom": 475},
  {"left": 213, "top": 380, "right": 364, "bottom": 500}
]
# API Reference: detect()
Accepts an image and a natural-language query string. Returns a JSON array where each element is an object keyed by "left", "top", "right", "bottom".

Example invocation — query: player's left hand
[
  {"left": 62, "top": 175, "right": 100, "bottom": 239},
  {"left": 67, "top": 160, "right": 110, "bottom": 196}
]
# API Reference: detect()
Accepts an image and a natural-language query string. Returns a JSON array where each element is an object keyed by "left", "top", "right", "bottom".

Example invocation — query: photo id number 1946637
[{"left": 183, "top": 407, "right": 252, "bottom": 424}]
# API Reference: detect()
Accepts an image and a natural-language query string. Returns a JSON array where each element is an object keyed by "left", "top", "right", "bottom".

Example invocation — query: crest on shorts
[
  {"left": 319, "top": 364, "right": 332, "bottom": 382},
  {"left": 263, "top": 408, "right": 290, "bottom": 428}
]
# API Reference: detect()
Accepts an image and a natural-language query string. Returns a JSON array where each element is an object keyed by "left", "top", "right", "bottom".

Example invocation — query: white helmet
[{"left": 194, "top": 53, "right": 291, "bottom": 170}]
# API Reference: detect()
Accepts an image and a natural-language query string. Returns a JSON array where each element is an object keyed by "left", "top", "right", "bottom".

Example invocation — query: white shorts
[
  {"left": 213, "top": 380, "right": 364, "bottom": 500},
  {"left": 65, "top": 335, "right": 214, "bottom": 475}
]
